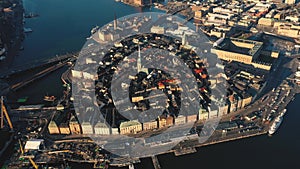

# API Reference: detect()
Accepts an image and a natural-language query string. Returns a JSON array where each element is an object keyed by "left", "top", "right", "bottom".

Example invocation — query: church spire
[{"left": 137, "top": 45, "right": 142, "bottom": 73}]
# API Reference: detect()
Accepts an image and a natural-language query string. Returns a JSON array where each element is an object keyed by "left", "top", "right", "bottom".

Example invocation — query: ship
[
  {"left": 24, "top": 12, "right": 39, "bottom": 18},
  {"left": 24, "top": 28, "right": 33, "bottom": 33},
  {"left": 268, "top": 109, "right": 286, "bottom": 135}
]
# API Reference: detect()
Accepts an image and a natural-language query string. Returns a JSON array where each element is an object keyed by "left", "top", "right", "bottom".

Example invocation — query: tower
[
  {"left": 136, "top": 45, "right": 148, "bottom": 74},
  {"left": 114, "top": 13, "right": 117, "bottom": 31},
  {"left": 182, "top": 32, "right": 187, "bottom": 46},
  {"left": 137, "top": 45, "right": 142, "bottom": 73}
]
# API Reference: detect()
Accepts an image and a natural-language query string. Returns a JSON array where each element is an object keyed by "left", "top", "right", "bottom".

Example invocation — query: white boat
[
  {"left": 268, "top": 109, "right": 286, "bottom": 135},
  {"left": 24, "top": 27, "right": 33, "bottom": 33}
]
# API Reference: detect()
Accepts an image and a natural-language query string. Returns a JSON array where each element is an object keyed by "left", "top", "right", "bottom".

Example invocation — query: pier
[
  {"left": 174, "top": 147, "right": 197, "bottom": 156},
  {"left": 151, "top": 155, "right": 161, "bottom": 169}
]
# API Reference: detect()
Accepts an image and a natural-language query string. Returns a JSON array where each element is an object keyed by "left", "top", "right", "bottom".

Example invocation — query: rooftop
[
  {"left": 214, "top": 38, "right": 263, "bottom": 56},
  {"left": 120, "top": 120, "right": 142, "bottom": 128}
]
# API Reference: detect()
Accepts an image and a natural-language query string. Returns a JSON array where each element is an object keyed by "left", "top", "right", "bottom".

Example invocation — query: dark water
[
  {"left": 16, "top": 0, "right": 163, "bottom": 67},
  {"left": 11, "top": 0, "right": 300, "bottom": 168},
  {"left": 9, "top": 0, "right": 163, "bottom": 104},
  {"left": 124, "top": 94, "right": 299, "bottom": 169}
]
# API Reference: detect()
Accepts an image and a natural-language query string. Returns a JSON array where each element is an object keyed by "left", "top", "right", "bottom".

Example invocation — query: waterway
[{"left": 7, "top": 0, "right": 300, "bottom": 168}]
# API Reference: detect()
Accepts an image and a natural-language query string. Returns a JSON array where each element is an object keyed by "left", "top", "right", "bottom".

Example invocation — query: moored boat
[{"left": 268, "top": 109, "right": 286, "bottom": 135}]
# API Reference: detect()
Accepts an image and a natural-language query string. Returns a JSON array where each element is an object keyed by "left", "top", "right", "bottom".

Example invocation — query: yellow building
[
  {"left": 198, "top": 108, "right": 209, "bottom": 120},
  {"left": 158, "top": 115, "right": 174, "bottom": 128},
  {"left": 174, "top": 115, "right": 186, "bottom": 125},
  {"left": 277, "top": 26, "right": 299, "bottom": 38},
  {"left": 195, "top": 10, "right": 204, "bottom": 20},
  {"left": 143, "top": 121, "right": 158, "bottom": 131},
  {"left": 242, "top": 95, "right": 252, "bottom": 108},
  {"left": 186, "top": 114, "right": 197, "bottom": 123},
  {"left": 59, "top": 123, "right": 70, "bottom": 135},
  {"left": 285, "top": 0, "right": 297, "bottom": 5},
  {"left": 258, "top": 18, "right": 274, "bottom": 26},
  {"left": 69, "top": 116, "right": 81, "bottom": 134},
  {"left": 48, "top": 121, "right": 60, "bottom": 134},
  {"left": 119, "top": 120, "right": 142, "bottom": 134}
]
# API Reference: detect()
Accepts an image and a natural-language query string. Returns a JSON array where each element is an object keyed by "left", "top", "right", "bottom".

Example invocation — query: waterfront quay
[{"left": 3, "top": 0, "right": 300, "bottom": 168}]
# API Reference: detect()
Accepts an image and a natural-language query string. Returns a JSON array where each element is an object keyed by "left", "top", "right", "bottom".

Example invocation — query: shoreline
[{"left": 0, "top": 0, "right": 25, "bottom": 70}]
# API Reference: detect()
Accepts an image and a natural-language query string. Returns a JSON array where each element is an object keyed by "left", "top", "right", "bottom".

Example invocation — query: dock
[
  {"left": 151, "top": 155, "right": 161, "bottom": 169},
  {"left": 174, "top": 147, "right": 197, "bottom": 156}
]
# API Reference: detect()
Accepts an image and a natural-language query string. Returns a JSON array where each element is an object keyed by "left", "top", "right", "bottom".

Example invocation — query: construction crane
[
  {"left": 18, "top": 139, "right": 39, "bottom": 169},
  {"left": 1, "top": 96, "right": 38, "bottom": 169},
  {"left": 0, "top": 96, "right": 13, "bottom": 130}
]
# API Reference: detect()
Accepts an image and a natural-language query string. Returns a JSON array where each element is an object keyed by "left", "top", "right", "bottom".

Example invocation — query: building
[
  {"left": 69, "top": 117, "right": 82, "bottom": 134},
  {"left": 111, "top": 128, "right": 119, "bottom": 135},
  {"left": 98, "top": 31, "right": 111, "bottom": 41},
  {"left": 123, "top": 0, "right": 151, "bottom": 6},
  {"left": 59, "top": 123, "right": 70, "bottom": 135},
  {"left": 151, "top": 26, "right": 165, "bottom": 34},
  {"left": 186, "top": 114, "right": 197, "bottom": 123},
  {"left": 210, "top": 29, "right": 225, "bottom": 38},
  {"left": 48, "top": 121, "right": 60, "bottom": 134},
  {"left": 213, "top": 38, "right": 263, "bottom": 64},
  {"left": 24, "top": 139, "right": 44, "bottom": 152},
  {"left": 194, "top": 10, "right": 205, "bottom": 19},
  {"left": 285, "top": 16, "right": 300, "bottom": 23},
  {"left": 119, "top": 120, "right": 142, "bottom": 134},
  {"left": 285, "top": 0, "right": 298, "bottom": 4},
  {"left": 258, "top": 18, "right": 274, "bottom": 26},
  {"left": 174, "top": 115, "right": 186, "bottom": 125},
  {"left": 241, "top": 94, "right": 252, "bottom": 108},
  {"left": 209, "top": 110, "right": 218, "bottom": 118},
  {"left": 143, "top": 120, "right": 158, "bottom": 131},
  {"left": 94, "top": 122, "right": 110, "bottom": 135},
  {"left": 277, "top": 26, "right": 300, "bottom": 38},
  {"left": 98, "top": 31, "right": 120, "bottom": 42},
  {"left": 199, "top": 110, "right": 209, "bottom": 120},
  {"left": 267, "top": 0, "right": 283, "bottom": 4},
  {"left": 228, "top": 95, "right": 238, "bottom": 113},
  {"left": 166, "top": 115, "right": 174, "bottom": 127},
  {"left": 212, "top": 38, "right": 273, "bottom": 70},
  {"left": 218, "top": 104, "right": 229, "bottom": 116},
  {"left": 81, "top": 122, "right": 94, "bottom": 134},
  {"left": 158, "top": 116, "right": 167, "bottom": 128}
]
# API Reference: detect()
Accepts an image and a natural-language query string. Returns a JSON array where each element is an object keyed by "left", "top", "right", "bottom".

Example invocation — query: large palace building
[{"left": 212, "top": 38, "right": 278, "bottom": 71}]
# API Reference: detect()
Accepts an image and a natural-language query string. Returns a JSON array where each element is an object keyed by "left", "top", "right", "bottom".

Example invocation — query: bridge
[
  {"left": 166, "top": 4, "right": 189, "bottom": 15},
  {"left": 0, "top": 52, "right": 78, "bottom": 79},
  {"left": 10, "top": 61, "right": 69, "bottom": 91}
]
